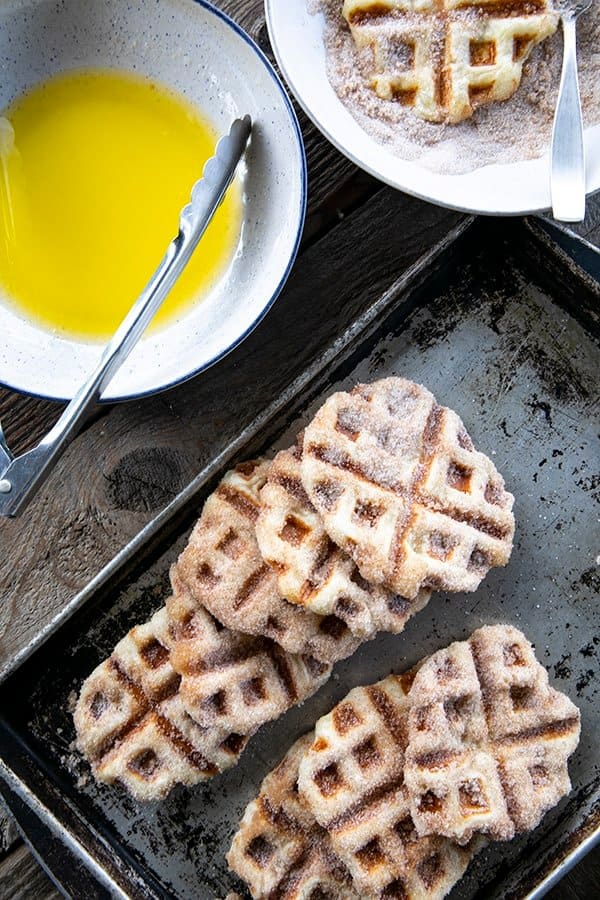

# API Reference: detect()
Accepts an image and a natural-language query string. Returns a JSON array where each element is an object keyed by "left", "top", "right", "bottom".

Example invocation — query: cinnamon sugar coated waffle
[
  {"left": 298, "top": 674, "right": 412, "bottom": 826},
  {"left": 297, "top": 674, "right": 476, "bottom": 898},
  {"left": 227, "top": 734, "right": 360, "bottom": 899},
  {"left": 404, "top": 625, "right": 581, "bottom": 843},
  {"left": 166, "top": 569, "right": 331, "bottom": 734},
  {"left": 232, "top": 625, "right": 580, "bottom": 898},
  {"left": 256, "top": 443, "right": 431, "bottom": 638},
  {"left": 343, "top": 0, "right": 558, "bottom": 123},
  {"left": 173, "top": 460, "right": 360, "bottom": 663},
  {"left": 301, "top": 378, "right": 515, "bottom": 599},
  {"left": 74, "top": 607, "right": 248, "bottom": 801}
]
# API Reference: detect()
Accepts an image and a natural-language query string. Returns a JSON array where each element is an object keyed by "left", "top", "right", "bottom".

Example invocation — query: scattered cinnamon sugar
[{"left": 309, "top": 0, "right": 600, "bottom": 174}]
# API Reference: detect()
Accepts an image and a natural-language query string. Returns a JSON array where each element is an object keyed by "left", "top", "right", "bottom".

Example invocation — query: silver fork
[{"left": 550, "top": 0, "right": 592, "bottom": 222}]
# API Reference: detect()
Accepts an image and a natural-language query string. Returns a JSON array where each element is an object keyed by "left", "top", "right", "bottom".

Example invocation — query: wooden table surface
[{"left": 0, "top": 0, "right": 598, "bottom": 896}]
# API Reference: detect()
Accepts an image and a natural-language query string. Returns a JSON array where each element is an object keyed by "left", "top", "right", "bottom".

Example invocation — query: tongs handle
[{"left": 0, "top": 116, "right": 252, "bottom": 518}]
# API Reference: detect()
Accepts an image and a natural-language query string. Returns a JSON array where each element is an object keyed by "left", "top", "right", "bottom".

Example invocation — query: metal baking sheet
[{"left": 0, "top": 217, "right": 598, "bottom": 899}]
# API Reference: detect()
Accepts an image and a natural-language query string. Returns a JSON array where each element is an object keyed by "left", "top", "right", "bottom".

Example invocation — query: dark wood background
[{"left": 0, "top": 0, "right": 598, "bottom": 895}]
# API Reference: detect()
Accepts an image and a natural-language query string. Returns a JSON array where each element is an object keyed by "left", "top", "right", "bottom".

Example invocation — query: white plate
[
  {"left": 265, "top": 0, "right": 600, "bottom": 216},
  {"left": 0, "top": 0, "right": 306, "bottom": 401}
]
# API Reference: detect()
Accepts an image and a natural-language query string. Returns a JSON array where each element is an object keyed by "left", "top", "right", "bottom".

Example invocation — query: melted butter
[{"left": 0, "top": 69, "right": 241, "bottom": 339}]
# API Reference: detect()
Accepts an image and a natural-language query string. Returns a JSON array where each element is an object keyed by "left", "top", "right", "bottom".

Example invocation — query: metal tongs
[{"left": 0, "top": 115, "right": 252, "bottom": 518}]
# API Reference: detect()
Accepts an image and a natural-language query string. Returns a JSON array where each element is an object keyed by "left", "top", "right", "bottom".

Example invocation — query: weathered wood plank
[
  {"left": 546, "top": 847, "right": 600, "bottom": 900},
  {"left": 0, "top": 804, "right": 19, "bottom": 861},
  {"left": 569, "top": 190, "right": 600, "bottom": 247},
  {"left": 0, "top": 842, "right": 61, "bottom": 900},
  {"left": 0, "top": 0, "right": 364, "bottom": 459},
  {"left": 0, "top": 827, "right": 597, "bottom": 900},
  {"left": 1, "top": 0, "right": 598, "bottom": 892},
  {"left": 0, "top": 395, "right": 66, "bottom": 457},
  {"left": 0, "top": 187, "right": 462, "bottom": 665},
  {"left": 216, "top": 0, "right": 358, "bottom": 217}
]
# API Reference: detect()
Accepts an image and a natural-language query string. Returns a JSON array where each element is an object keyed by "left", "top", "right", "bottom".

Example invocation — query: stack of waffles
[
  {"left": 228, "top": 625, "right": 581, "bottom": 900},
  {"left": 74, "top": 377, "right": 515, "bottom": 801},
  {"left": 342, "top": 0, "right": 558, "bottom": 122}
]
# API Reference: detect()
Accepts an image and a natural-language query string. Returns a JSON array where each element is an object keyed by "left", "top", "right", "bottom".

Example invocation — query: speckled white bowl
[
  {"left": 0, "top": 0, "right": 306, "bottom": 401},
  {"left": 266, "top": 0, "right": 600, "bottom": 216}
]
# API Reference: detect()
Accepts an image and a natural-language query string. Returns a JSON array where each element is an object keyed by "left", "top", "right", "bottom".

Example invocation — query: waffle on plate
[{"left": 343, "top": 0, "right": 558, "bottom": 123}]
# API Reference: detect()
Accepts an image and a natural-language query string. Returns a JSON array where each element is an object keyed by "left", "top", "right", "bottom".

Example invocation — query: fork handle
[{"left": 551, "top": 15, "right": 586, "bottom": 223}]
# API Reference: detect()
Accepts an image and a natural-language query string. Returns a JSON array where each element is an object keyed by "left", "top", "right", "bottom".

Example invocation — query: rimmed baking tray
[{"left": 0, "top": 216, "right": 598, "bottom": 899}]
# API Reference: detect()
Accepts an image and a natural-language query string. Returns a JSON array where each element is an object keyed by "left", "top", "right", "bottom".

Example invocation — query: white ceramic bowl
[
  {"left": 265, "top": 0, "right": 600, "bottom": 216},
  {"left": 0, "top": 0, "right": 306, "bottom": 401}
]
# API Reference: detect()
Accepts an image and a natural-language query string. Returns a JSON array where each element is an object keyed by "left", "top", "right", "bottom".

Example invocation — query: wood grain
[
  {"left": 0, "top": 805, "right": 19, "bottom": 860},
  {"left": 0, "top": 0, "right": 598, "bottom": 894},
  {"left": 3, "top": 839, "right": 598, "bottom": 900},
  {"left": 0, "top": 186, "right": 461, "bottom": 665},
  {"left": 0, "top": 842, "right": 61, "bottom": 899},
  {"left": 568, "top": 190, "right": 600, "bottom": 247},
  {"left": 0, "top": 0, "right": 362, "bottom": 458},
  {"left": 541, "top": 191, "right": 600, "bottom": 250},
  {"left": 215, "top": 0, "right": 359, "bottom": 216}
]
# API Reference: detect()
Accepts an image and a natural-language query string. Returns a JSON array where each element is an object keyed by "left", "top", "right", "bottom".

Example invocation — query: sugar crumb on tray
[{"left": 310, "top": 0, "right": 600, "bottom": 175}]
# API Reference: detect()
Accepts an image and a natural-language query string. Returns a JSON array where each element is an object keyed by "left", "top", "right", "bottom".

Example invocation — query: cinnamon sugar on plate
[{"left": 309, "top": 0, "right": 600, "bottom": 175}]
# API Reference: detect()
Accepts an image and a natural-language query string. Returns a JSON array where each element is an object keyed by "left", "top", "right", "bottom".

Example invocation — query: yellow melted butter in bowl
[{"left": 0, "top": 68, "right": 242, "bottom": 340}]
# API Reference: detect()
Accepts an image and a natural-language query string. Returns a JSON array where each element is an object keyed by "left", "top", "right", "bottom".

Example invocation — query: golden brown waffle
[
  {"left": 256, "top": 443, "right": 431, "bottom": 638},
  {"left": 74, "top": 607, "right": 248, "bottom": 801},
  {"left": 227, "top": 734, "right": 360, "bottom": 899},
  {"left": 343, "top": 0, "right": 558, "bottom": 123},
  {"left": 297, "top": 674, "right": 476, "bottom": 898},
  {"left": 173, "top": 460, "right": 361, "bottom": 663},
  {"left": 298, "top": 674, "right": 412, "bottom": 825},
  {"left": 301, "top": 378, "right": 515, "bottom": 600},
  {"left": 404, "top": 625, "right": 581, "bottom": 843},
  {"left": 166, "top": 568, "right": 331, "bottom": 734}
]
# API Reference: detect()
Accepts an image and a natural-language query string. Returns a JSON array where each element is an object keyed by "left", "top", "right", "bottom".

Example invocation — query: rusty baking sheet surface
[{"left": 0, "top": 219, "right": 598, "bottom": 899}]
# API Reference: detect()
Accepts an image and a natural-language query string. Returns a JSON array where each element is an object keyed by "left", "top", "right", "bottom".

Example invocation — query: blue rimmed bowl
[{"left": 0, "top": 0, "right": 306, "bottom": 401}]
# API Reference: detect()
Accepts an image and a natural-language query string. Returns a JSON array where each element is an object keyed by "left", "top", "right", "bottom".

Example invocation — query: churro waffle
[
  {"left": 256, "top": 443, "right": 431, "bottom": 638},
  {"left": 227, "top": 734, "right": 360, "bottom": 899},
  {"left": 74, "top": 607, "right": 247, "bottom": 801},
  {"left": 298, "top": 674, "right": 412, "bottom": 825},
  {"left": 173, "top": 460, "right": 360, "bottom": 663},
  {"left": 297, "top": 674, "right": 476, "bottom": 898},
  {"left": 301, "top": 377, "right": 515, "bottom": 599},
  {"left": 343, "top": 0, "right": 558, "bottom": 123},
  {"left": 167, "top": 569, "right": 331, "bottom": 734},
  {"left": 404, "top": 625, "right": 581, "bottom": 843}
]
